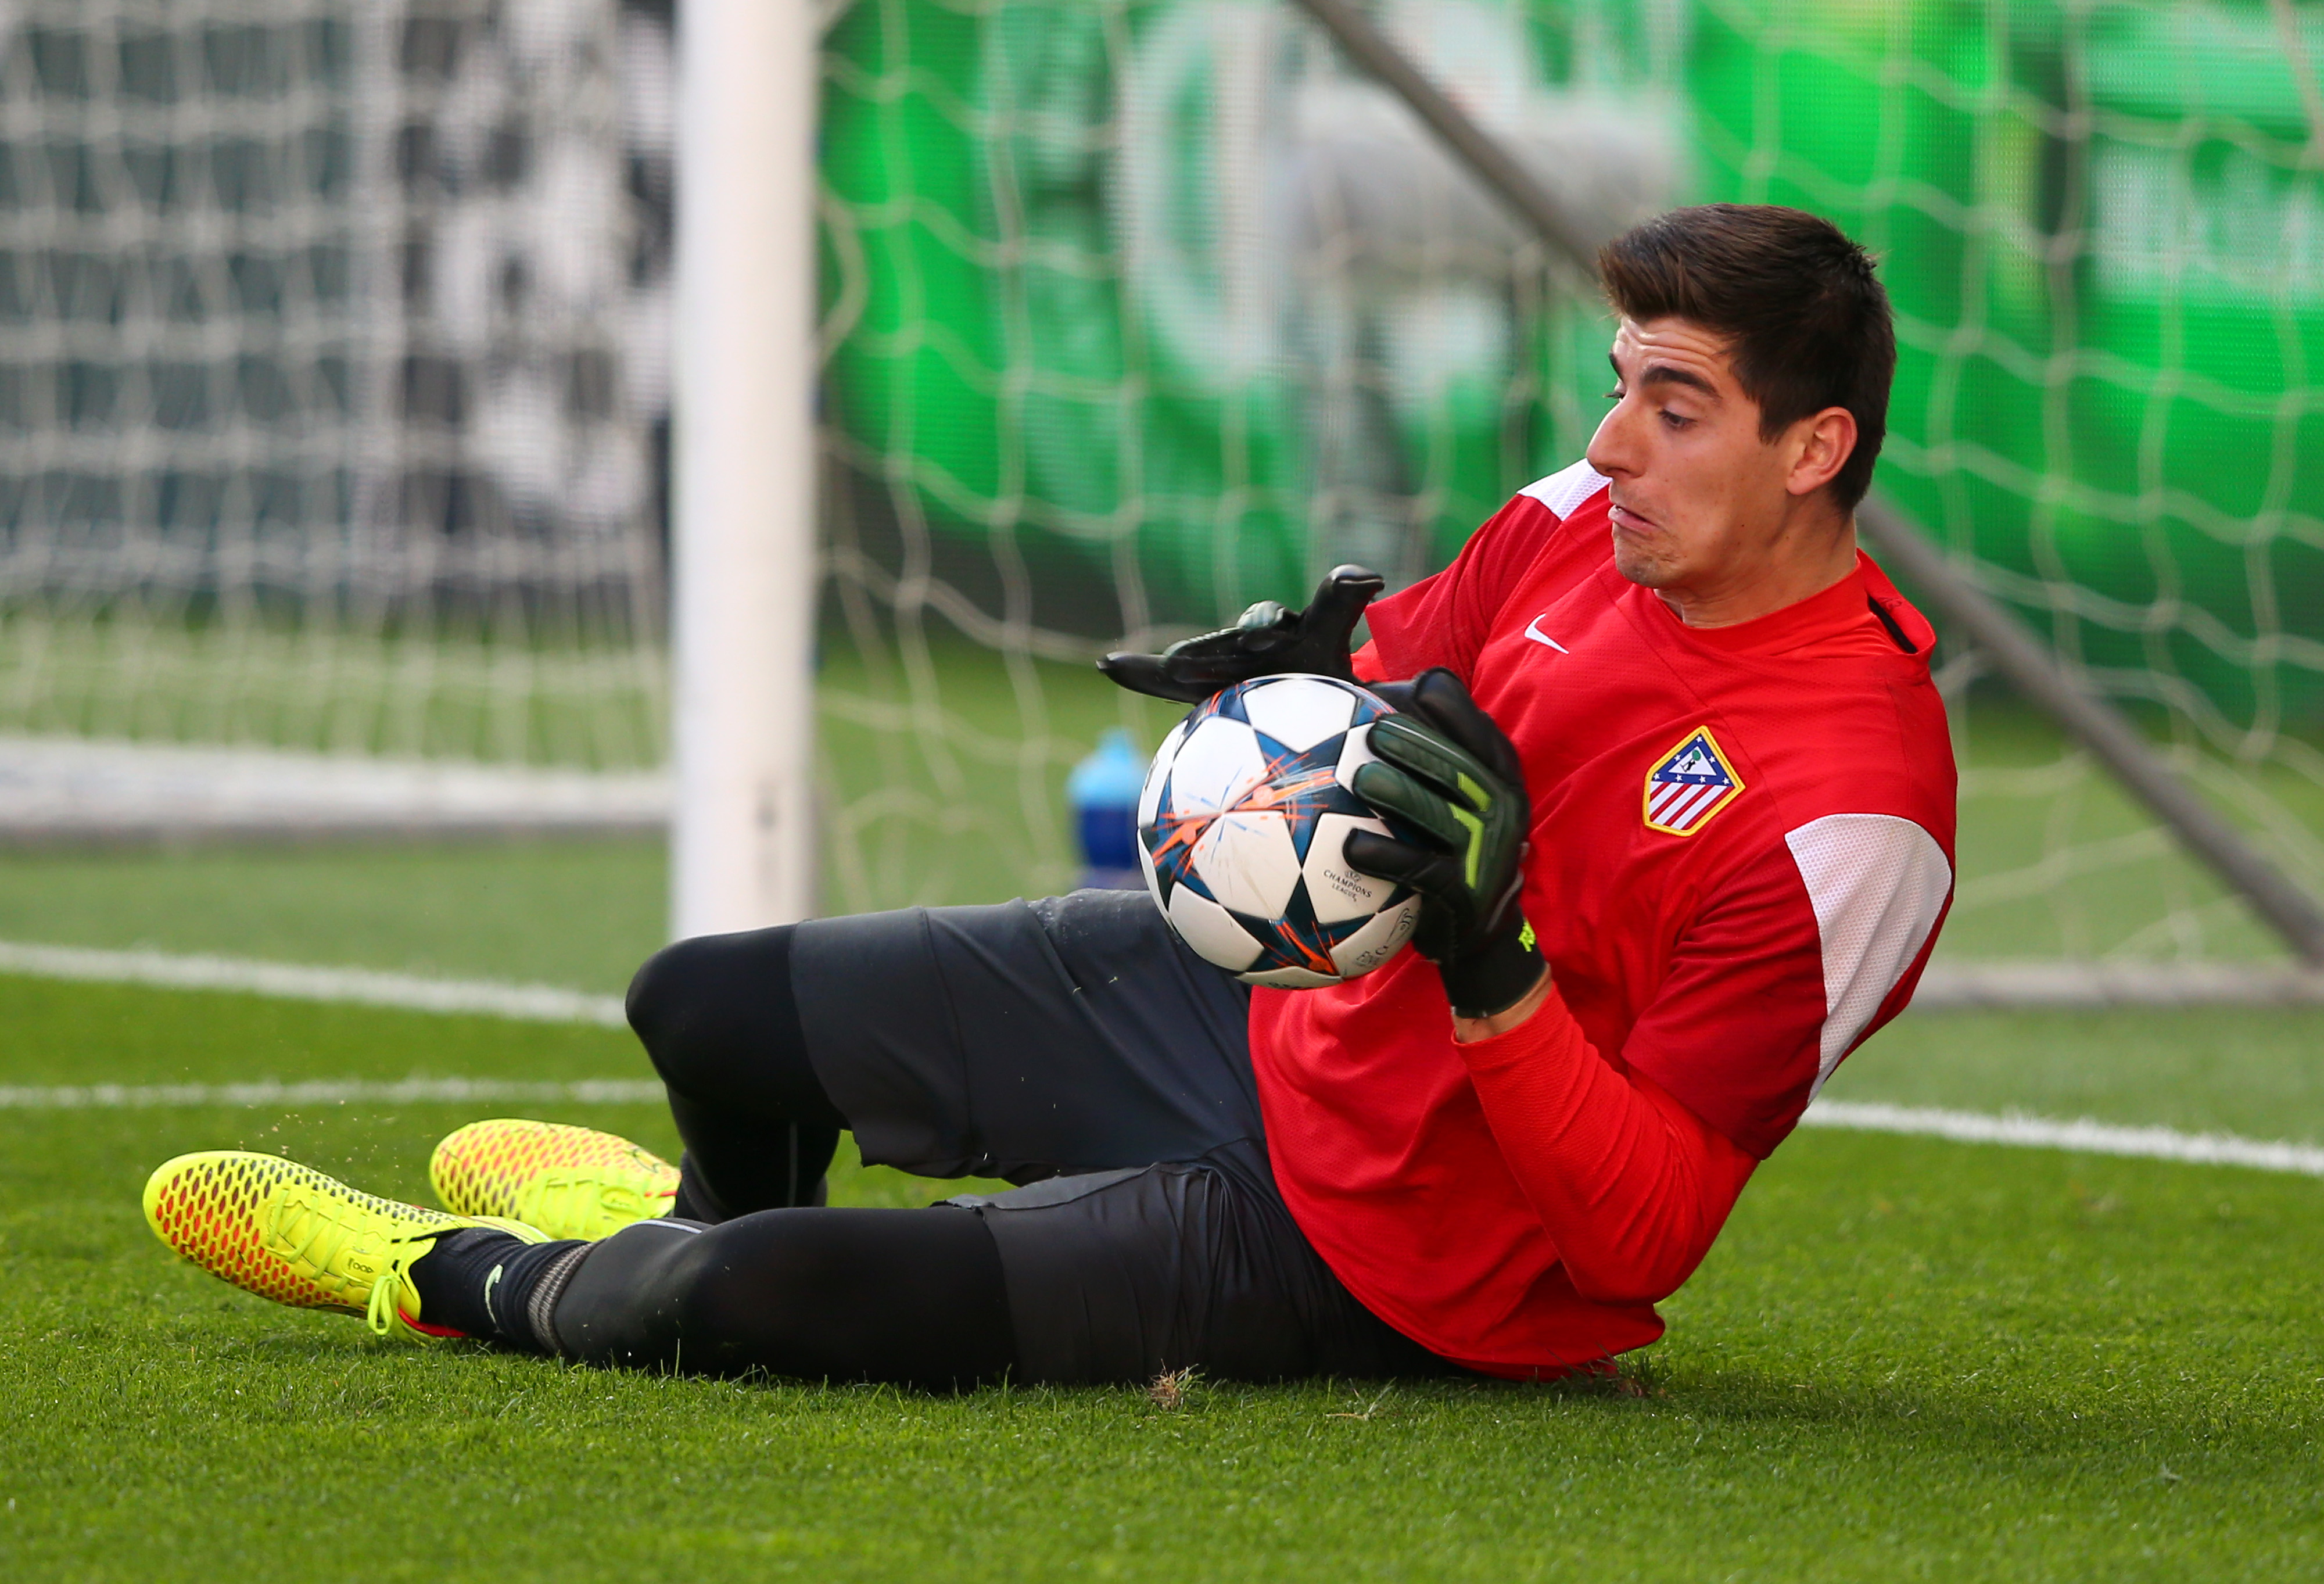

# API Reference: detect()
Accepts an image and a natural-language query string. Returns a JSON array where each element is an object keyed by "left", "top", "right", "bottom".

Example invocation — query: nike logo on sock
[
  {"left": 1523, "top": 615, "right": 1568, "bottom": 653},
  {"left": 483, "top": 1264, "right": 504, "bottom": 1327}
]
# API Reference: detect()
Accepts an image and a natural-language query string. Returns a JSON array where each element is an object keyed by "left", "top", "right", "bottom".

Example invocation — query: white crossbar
[
  {"left": 0, "top": 737, "right": 669, "bottom": 837},
  {"left": 1913, "top": 961, "right": 2324, "bottom": 1008},
  {"left": 0, "top": 1078, "right": 665, "bottom": 1110},
  {"left": 0, "top": 941, "right": 627, "bottom": 1026}
]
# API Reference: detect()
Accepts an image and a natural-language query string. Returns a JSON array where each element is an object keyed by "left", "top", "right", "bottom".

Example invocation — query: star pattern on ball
[{"left": 1138, "top": 675, "right": 1419, "bottom": 987}]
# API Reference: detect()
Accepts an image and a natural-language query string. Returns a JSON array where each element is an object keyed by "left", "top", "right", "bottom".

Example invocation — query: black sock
[{"left": 410, "top": 1228, "right": 590, "bottom": 1352}]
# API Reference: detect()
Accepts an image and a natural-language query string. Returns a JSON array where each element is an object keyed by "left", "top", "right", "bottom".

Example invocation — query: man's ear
[{"left": 1784, "top": 406, "right": 1857, "bottom": 499}]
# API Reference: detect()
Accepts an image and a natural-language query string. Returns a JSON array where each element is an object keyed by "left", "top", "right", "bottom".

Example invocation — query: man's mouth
[{"left": 1609, "top": 499, "right": 1656, "bottom": 533}]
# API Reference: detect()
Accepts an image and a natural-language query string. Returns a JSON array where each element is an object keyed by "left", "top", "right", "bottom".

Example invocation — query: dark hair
[{"left": 1597, "top": 205, "right": 1895, "bottom": 511}]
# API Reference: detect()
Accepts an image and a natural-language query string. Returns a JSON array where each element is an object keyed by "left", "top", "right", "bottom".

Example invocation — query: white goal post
[{"left": 668, "top": 0, "right": 821, "bottom": 938}]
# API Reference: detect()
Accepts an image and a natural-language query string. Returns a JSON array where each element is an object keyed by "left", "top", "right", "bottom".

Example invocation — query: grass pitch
[
  {"left": 5, "top": 972, "right": 2324, "bottom": 1581},
  {"left": 5, "top": 820, "right": 2324, "bottom": 1579}
]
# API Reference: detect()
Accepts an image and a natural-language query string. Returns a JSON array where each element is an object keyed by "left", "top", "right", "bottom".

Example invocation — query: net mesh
[
  {"left": 1684, "top": 0, "right": 2324, "bottom": 964},
  {"left": 816, "top": 0, "right": 2324, "bottom": 963},
  {"left": 8, "top": 0, "right": 2324, "bottom": 971},
  {"left": 0, "top": 0, "right": 666, "bottom": 769}
]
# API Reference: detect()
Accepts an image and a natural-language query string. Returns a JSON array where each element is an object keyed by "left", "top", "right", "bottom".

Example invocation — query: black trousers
[{"left": 553, "top": 890, "right": 1449, "bottom": 1385}]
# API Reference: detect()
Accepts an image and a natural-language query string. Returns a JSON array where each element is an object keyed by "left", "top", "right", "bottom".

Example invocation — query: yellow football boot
[
  {"left": 429, "top": 1118, "right": 679, "bottom": 1241},
  {"left": 142, "top": 1151, "right": 545, "bottom": 1341}
]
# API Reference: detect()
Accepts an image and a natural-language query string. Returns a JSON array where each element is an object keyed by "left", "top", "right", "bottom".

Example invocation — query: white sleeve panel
[
  {"left": 1783, "top": 813, "right": 1953, "bottom": 1096},
  {"left": 1516, "top": 460, "right": 1611, "bottom": 521}
]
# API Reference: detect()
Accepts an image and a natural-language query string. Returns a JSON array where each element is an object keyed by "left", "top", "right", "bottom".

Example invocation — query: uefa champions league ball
[{"left": 1136, "top": 673, "right": 1422, "bottom": 988}]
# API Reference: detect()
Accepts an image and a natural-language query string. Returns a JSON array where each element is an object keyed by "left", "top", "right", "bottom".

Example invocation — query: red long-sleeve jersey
[{"left": 1249, "top": 461, "right": 1958, "bottom": 1377}]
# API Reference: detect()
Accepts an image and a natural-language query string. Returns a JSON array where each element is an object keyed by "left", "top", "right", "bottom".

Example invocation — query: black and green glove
[
  {"left": 1098, "top": 565, "right": 1385, "bottom": 705},
  {"left": 1342, "top": 668, "right": 1545, "bottom": 1020}
]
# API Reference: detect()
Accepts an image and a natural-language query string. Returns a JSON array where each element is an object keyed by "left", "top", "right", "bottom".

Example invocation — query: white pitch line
[
  {"left": 0, "top": 1078, "right": 665, "bottom": 1110},
  {"left": 0, "top": 941, "right": 626, "bottom": 1027},
  {"left": 0, "top": 1073, "right": 2319, "bottom": 1182},
  {"left": 5, "top": 940, "right": 2323, "bottom": 1179},
  {"left": 10, "top": 937, "right": 2324, "bottom": 1022},
  {"left": 1800, "top": 1099, "right": 2324, "bottom": 1177}
]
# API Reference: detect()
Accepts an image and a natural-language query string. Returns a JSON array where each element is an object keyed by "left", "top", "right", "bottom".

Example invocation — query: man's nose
[{"left": 1586, "top": 401, "right": 1638, "bottom": 480}]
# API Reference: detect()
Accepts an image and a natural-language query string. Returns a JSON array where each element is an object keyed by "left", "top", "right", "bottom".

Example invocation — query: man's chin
[{"left": 1611, "top": 540, "right": 1674, "bottom": 590}]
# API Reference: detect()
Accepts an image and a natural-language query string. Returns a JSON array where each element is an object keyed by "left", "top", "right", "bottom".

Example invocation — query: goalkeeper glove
[
  {"left": 1098, "top": 564, "right": 1385, "bottom": 705},
  {"left": 1342, "top": 668, "right": 1545, "bottom": 1020}
]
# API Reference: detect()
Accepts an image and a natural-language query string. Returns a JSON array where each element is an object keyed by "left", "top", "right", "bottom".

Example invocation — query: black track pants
[
  {"left": 551, "top": 1208, "right": 1013, "bottom": 1386},
  {"left": 594, "top": 890, "right": 1452, "bottom": 1385},
  {"left": 626, "top": 922, "right": 841, "bottom": 1215}
]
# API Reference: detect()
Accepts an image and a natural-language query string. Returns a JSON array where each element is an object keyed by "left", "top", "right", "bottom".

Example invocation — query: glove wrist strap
[{"left": 1438, "top": 924, "right": 1545, "bottom": 1022}]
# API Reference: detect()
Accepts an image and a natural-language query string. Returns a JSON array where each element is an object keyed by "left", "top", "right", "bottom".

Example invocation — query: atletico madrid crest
[{"left": 1642, "top": 727, "right": 1744, "bottom": 836}]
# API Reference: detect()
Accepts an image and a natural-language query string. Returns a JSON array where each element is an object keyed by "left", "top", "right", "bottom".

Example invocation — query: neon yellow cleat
[
  {"left": 142, "top": 1151, "right": 545, "bottom": 1342},
  {"left": 429, "top": 1118, "right": 679, "bottom": 1241}
]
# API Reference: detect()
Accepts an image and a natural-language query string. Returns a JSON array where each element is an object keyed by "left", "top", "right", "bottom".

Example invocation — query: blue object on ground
[{"left": 1068, "top": 728, "right": 1146, "bottom": 889}]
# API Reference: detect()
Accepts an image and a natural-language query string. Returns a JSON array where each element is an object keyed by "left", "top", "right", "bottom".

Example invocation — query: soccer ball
[{"left": 1137, "top": 674, "right": 1422, "bottom": 988}]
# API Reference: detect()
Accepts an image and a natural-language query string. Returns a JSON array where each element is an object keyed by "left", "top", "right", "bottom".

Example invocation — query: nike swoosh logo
[
  {"left": 1523, "top": 616, "right": 1568, "bottom": 653},
  {"left": 483, "top": 1264, "right": 504, "bottom": 1326}
]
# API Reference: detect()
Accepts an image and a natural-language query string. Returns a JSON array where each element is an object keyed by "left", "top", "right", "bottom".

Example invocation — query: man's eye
[
  {"left": 1603, "top": 388, "right": 1623, "bottom": 401},
  {"left": 1660, "top": 410, "right": 1692, "bottom": 430}
]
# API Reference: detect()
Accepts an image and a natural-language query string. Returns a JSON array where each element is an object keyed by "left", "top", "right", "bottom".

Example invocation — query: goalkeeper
[{"left": 143, "top": 205, "right": 1956, "bottom": 1385}]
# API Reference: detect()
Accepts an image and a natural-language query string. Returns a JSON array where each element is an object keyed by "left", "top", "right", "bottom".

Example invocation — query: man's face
[{"left": 1585, "top": 316, "right": 1830, "bottom": 608}]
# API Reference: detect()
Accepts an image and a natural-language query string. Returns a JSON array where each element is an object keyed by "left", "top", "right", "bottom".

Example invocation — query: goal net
[
  {"left": 9, "top": 0, "right": 2324, "bottom": 983},
  {"left": 816, "top": 0, "right": 2324, "bottom": 981},
  {"left": 1680, "top": 0, "right": 2324, "bottom": 974},
  {"left": 0, "top": 0, "right": 669, "bottom": 830}
]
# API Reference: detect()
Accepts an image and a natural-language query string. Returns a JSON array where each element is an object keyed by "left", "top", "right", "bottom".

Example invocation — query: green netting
[
  {"left": 817, "top": 0, "right": 2324, "bottom": 955},
  {"left": 823, "top": 0, "right": 2324, "bottom": 727},
  {"left": 820, "top": 0, "right": 1675, "bottom": 622},
  {"left": 1688, "top": 0, "right": 2324, "bottom": 740}
]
